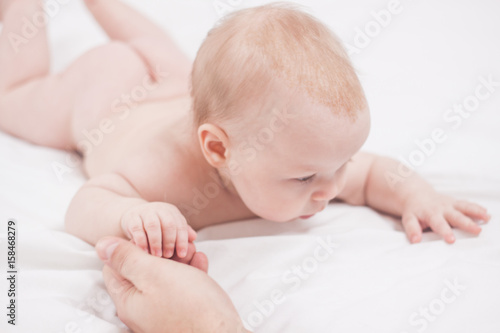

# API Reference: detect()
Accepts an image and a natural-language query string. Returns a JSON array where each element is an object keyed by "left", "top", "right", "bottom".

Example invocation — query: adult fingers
[
  {"left": 102, "top": 264, "right": 134, "bottom": 305},
  {"left": 96, "top": 236, "right": 153, "bottom": 291},
  {"left": 190, "top": 252, "right": 209, "bottom": 273}
]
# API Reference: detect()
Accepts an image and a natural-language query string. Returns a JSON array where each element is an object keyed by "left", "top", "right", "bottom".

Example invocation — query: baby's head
[{"left": 191, "top": 3, "right": 370, "bottom": 222}]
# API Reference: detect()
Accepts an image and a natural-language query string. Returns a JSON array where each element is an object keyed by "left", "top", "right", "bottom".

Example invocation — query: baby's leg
[
  {"left": 84, "top": 0, "right": 191, "bottom": 93},
  {"left": 84, "top": 0, "right": 168, "bottom": 42},
  {"left": 0, "top": 0, "right": 166, "bottom": 149},
  {"left": 0, "top": 0, "right": 70, "bottom": 147},
  {"left": 0, "top": 0, "right": 49, "bottom": 92}
]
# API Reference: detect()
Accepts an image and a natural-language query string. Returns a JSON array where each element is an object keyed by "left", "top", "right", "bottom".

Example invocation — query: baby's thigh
[
  {"left": 68, "top": 41, "right": 152, "bottom": 143},
  {"left": 128, "top": 37, "right": 192, "bottom": 98}
]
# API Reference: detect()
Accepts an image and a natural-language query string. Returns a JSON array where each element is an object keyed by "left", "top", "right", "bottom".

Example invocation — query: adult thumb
[{"left": 96, "top": 237, "right": 152, "bottom": 291}]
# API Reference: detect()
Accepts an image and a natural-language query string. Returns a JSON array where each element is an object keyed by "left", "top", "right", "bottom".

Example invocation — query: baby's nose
[{"left": 311, "top": 184, "right": 340, "bottom": 202}]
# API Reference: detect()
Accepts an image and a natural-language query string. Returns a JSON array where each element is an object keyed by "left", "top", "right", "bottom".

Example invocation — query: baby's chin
[{"left": 255, "top": 211, "right": 301, "bottom": 223}]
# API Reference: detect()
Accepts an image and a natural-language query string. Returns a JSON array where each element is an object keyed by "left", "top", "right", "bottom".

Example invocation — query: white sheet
[{"left": 1, "top": 0, "right": 499, "bottom": 332}]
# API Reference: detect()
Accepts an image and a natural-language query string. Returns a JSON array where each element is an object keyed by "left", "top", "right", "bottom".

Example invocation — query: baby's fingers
[
  {"left": 402, "top": 213, "right": 422, "bottom": 244},
  {"left": 125, "top": 213, "right": 149, "bottom": 253},
  {"left": 175, "top": 227, "right": 189, "bottom": 258},
  {"left": 428, "top": 215, "right": 455, "bottom": 244},
  {"left": 445, "top": 210, "right": 482, "bottom": 235},
  {"left": 454, "top": 201, "right": 490, "bottom": 222},
  {"left": 188, "top": 225, "right": 197, "bottom": 242},
  {"left": 161, "top": 224, "right": 177, "bottom": 258},
  {"left": 170, "top": 242, "right": 197, "bottom": 264},
  {"left": 143, "top": 213, "right": 162, "bottom": 257}
]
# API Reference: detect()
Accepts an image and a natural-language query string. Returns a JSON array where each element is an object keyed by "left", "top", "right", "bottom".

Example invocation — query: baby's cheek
[
  {"left": 259, "top": 199, "right": 302, "bottom": 222},
  {"left": 240, "top": 180, "right": 301, "bottom": 221}
]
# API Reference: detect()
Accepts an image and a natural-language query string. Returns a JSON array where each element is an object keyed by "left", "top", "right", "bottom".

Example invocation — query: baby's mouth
[{"left": 299, "top": 205, "right": 326, "bottom": 219}]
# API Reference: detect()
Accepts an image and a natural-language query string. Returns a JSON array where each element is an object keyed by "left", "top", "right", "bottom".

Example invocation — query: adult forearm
[{"left": 364, "top": 155, "right": 435, "bottom": 217}]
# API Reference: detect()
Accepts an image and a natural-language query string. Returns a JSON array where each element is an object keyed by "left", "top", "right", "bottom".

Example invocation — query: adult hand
[{"left": 96, "top": 237, "right": 250, "bottom": 333}]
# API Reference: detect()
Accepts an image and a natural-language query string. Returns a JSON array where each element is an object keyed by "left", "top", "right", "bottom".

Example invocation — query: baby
[{"left": 0, "top": 0, "right": 490, "bottom": 265}]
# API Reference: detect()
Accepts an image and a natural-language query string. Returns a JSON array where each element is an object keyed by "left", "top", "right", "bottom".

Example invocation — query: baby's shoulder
[
  {"left": 88, "top": 96, "right": 204, "bottom": 202},
  {"left": 114, "top": 140, "right": 192, "bottom": 199}
]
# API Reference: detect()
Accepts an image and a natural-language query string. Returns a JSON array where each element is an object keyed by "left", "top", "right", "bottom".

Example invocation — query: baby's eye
[{"left": 296, "top": 174, "right": 315, "bottom": 184}]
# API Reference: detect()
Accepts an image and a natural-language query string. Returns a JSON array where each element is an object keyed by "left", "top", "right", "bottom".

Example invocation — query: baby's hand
[
  {"left": 401, "top": 190, "right": 491, "bottom": 244},
  {"left": 120, "top": 202, "right": 197, "bottom": 258}
]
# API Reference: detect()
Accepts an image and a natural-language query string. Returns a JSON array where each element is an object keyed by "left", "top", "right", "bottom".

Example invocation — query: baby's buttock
[{"left": 82, "top": 96, "right": 191, "bottom": 177}]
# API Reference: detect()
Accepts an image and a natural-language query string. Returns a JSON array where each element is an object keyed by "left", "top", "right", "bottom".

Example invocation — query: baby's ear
[{"left": 197, "top": 123, "right": 230, "bottom": 167}]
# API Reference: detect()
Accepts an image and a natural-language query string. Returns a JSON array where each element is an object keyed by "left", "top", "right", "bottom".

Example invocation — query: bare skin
[
  {"left": 96, "top": 237, "right": 250, "bottom": 333},
  {"left": 0, "top": 0, "right": 491, "bottom": 267}
]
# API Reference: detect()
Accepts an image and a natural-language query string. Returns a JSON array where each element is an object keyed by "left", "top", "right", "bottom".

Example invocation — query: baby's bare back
[{"left": 82, "top": 95, "right": 254, "bottom": 230}]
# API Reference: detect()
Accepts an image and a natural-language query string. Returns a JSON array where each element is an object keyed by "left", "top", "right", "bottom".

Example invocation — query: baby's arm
[
  {"left": 337, "top": 152, "right": 490, "bottom": 243},
  {"left": 65, "top": 173, "right": 195, "bottom": 258}
]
